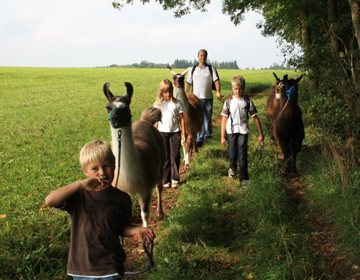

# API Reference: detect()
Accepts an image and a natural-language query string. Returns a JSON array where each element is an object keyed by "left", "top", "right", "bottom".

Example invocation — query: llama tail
[{"left": 140, "top": 107, "right": 162, "bottom": 125}]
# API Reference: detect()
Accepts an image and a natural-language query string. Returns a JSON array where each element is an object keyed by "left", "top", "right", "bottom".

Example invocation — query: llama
[
  {"left": 266, "top": 72, "right": 283, "bottom": 124},
  {"left": 272, "top": 74, "right": 304, "bottom": 174},
  {"left": 103, "top": 82, "right": 165, "bottom": 227},
  {"left": 166, "top": 66, "right": 204, "bottom": 169}
]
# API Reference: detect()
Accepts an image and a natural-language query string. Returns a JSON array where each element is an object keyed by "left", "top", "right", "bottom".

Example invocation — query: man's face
[{"left": 198, "top": 51, "right": 207, "bottom": 64}]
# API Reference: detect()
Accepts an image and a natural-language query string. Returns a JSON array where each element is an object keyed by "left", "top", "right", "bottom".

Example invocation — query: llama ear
[
  {"left": 273, "top": 72, "right": 280, "bottom": 81},
  {"left": 124, "top": 82, "right": 133, "bottom": 103},
  {"left": 283, "top": 75, "right": 288, "bottom": 82},
  {"left": 295, "top": 75, "right": 303, "bottom": 84},
  {"left": 182, "top": 67, "right": 191, "bottom": 76},
  {"left": 167, "top": 66, "right": 176, "bottom": 76},
  {"left": 103, "top": 82, "right": 114, "bottom": 101}
]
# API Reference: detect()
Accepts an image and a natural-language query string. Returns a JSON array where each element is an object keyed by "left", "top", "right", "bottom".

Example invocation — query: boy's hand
[
  {"left": 135, "top": 227, "right": 155, "bottom": 245},
  {"left": 221, "top": 136, "right": 227, "bottom": 146},
  {"left": 258, "top": 134, "right": 264, "bottom": 143},
  {"left": 82, "top": 177, "right": 110, "bottom": 192}
]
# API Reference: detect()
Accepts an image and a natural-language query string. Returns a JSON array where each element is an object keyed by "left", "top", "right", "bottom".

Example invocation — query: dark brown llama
[{"left": 272, "top": 74, "right": 304, "bottom": 174}]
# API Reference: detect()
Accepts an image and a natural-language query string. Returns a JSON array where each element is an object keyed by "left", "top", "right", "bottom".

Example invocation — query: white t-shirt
[
  {"left": 221, "top": 95, "right": 258, "bottom": 134},
  {"left": 186, "top": 65, "right": 219, "bottom": 99},
  {"left": 154, "top": 99, "right": 184, "bottom": 133}
]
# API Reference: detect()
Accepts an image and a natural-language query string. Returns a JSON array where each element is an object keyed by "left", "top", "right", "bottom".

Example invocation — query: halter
[
  {"left": 286, "top": 86, "right": 295, "bottom": 98},
  {"left": 108, "top": 107, "right": 119, "bottom": 121}
]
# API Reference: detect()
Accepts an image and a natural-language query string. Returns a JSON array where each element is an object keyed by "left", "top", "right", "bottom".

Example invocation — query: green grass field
[{"left": 1, "top": 67, "right": 359, "bottom": 279}]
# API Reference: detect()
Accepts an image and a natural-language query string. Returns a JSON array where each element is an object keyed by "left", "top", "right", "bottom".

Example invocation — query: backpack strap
[{"left": 225, "top": 97, "right": 234, "bottom": 134}]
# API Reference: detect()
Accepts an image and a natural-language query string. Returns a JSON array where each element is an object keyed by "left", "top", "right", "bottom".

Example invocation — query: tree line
[{"left": 106, "top": 60, "right": 292, "bottom": 70}]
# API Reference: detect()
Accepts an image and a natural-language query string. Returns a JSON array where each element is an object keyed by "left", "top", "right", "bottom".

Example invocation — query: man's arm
[
  {"left": 215, "top": 80, "right": 221, "bottom": 99},
  {"left": 185, "top": 82, "right": 191, "bottom": 94}
]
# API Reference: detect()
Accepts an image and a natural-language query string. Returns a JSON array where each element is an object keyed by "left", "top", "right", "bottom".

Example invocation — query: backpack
[
  {"left": 225, "top": 95, "right": 251, "bottom": 139},
  {"left": 191, "top": 64, "right": 219, "bottom": 91}
]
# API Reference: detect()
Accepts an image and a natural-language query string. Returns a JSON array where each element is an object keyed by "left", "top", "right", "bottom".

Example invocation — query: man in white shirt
[{"left": 185, "top": 49, "right": 221, "bottom": 147}]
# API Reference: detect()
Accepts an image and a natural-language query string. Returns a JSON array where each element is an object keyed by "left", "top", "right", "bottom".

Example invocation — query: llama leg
[
  {"left": 181, "top": 140, "right": 187, "bottom": 165},
  {"left": 139, "top": 192, "right": 152, "bottom": 227},
  {"left": 184, "top": 140, "right": 190, "bottom": 170},
  {"left": 156, "top": 183, "right": 163, "bottom": 220}
]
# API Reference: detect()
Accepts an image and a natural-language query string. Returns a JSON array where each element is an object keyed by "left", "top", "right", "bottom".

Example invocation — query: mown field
[{"left": 1, "top": 67, "right": 359, "bottom": 279}]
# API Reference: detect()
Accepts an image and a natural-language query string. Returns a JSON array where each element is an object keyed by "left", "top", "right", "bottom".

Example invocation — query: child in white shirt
[{"left": 154, "top": 79, "right": 186, "bottom": 188}]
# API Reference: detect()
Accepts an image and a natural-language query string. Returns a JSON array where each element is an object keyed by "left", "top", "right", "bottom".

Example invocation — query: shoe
[
  {"left": 164, "top": 183, "right": 171, "bottom": 188},
  {"left": 196, "top": 141, "right": 203, "bottom": 148},
  {"left": 228, "top": 169, "right": 236, "bottom": 179},
  {"left": 241, "top": 180, "right": 249, "bottom": 187},
  {"left": 171, "top": 180, "right": 178, "bottom": 188}
]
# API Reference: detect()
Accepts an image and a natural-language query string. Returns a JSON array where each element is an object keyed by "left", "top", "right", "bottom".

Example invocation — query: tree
[{"left": 112, "top": 0, "right": 360, "bottom": 138}]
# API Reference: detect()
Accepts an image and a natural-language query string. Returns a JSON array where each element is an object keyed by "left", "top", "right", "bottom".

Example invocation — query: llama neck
[
  {"left": 111, "top": 123, "right": 141, "bottom": 181},
  {"left": 174, "top": 87, "right": 190, "bottom": 112}
]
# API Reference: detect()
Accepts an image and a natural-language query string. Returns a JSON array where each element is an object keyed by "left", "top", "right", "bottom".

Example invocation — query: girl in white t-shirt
[{"left": 154, "top": 79, "right": 186, "bottom": 188}]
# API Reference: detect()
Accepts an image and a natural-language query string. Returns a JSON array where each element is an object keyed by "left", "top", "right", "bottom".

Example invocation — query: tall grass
[{"left": 1, "top": 67, "right": 358, "bottom": 279}]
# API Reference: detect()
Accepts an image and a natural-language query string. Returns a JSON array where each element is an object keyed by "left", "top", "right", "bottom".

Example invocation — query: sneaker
[
  {"left": 241, "top": 180, "right": 249, "bottom": 187},
  {"left": 196, "top": 141, "right": 203, "bottom": 148},
  {"left": 164, "top": 183, "right": 171, "bottom": 188},
  {"left": 171, "top": 180, "right": 178, "bottom": 188},
  {"left": 228, "top": 169, "right": 236, "bottom": 179}
]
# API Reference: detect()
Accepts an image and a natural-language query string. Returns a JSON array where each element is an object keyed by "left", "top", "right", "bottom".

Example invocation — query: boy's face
[
  {"left": 83, "top": 159, "right": 115, "bottom": 191},
  {"left": 232, "top": 85, "right": 244, "bottom": 99}
]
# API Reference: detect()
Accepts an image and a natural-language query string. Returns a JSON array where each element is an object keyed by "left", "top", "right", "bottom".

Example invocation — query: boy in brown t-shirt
[{"left": 45, "top": 140, "right": 155, "bottom": 279}]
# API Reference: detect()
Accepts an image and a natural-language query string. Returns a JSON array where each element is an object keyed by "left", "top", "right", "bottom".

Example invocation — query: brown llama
[
  {"left": 272, "top": 74, "right": 304, "bottom": 174},
  {"left": 266, "top": 72, "right": 283, "bottom": 124},
  {"left": 103, "top": 82, "right": 165, "bottom": 227},
  {"left": 167, "top": 66, "right": 204, "bottom": 169}
]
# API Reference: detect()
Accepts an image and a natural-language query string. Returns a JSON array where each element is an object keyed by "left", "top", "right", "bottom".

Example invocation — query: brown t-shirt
[{"left": 58, "top": 187, "right": 132, "bottom": 277}]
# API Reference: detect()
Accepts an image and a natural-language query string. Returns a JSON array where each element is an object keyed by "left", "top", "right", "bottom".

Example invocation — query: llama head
[
  {"left": 273, "top": 72, "right": 284, "bottom": 98},
  {"left": 166, "top": 66, "right": 191, "bottom": 89},
  {"left": 281, "top": 74, "right": 303, "bottom": 100},
  {"left": 103, "top": 82, "right": 133, "bottom": 129}
]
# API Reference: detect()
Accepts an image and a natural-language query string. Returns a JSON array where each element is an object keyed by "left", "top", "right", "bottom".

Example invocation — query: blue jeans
[
  {"left": 227, "top": 133, "right": 249, "bottom": 181},
  {"left": 197, "top": 98, "right": 213, "bottom": 142},
  {"left": 72, "top": 276, "right": 121, "bottom": 280}
]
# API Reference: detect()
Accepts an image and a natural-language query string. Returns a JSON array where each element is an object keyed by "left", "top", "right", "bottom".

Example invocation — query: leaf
[{"left": 0, "top": 214, "right": 6, "bottom": 219}]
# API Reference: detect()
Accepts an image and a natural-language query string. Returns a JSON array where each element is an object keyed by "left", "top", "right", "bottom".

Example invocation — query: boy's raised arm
[
  {"left": 45, "top": 177, "right": 102, "bottom": 207},
  {"left": 45, "top": 180, "right": 84, "bottom": 208}
]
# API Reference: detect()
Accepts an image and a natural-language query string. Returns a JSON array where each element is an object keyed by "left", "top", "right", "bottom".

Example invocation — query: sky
[{"left": 1, "top": 0, "right": 282, "bottom": 69}]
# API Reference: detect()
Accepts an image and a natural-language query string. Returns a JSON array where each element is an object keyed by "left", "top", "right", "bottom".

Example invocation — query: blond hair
[
  {"left": 155, "top": 79, "right": 176, "bottom": 106},
  {"left": 79, "top": 140, "right": 115, "bottom": 171},
  {"left": 231, "top": 75, "right": 246, "bottom": 90}
]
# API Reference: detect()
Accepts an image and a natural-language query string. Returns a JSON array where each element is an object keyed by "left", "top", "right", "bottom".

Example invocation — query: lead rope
[
  {"left": 114, "top": 129, "right": 122, "bottom": 188},
  {"left": 124, "top": 237, "right": 155, "bottom": 275}
]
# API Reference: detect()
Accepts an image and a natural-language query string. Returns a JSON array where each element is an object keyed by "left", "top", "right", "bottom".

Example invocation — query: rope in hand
[{"left": 124, "top": 237, "right": 155, "bottom": 275}]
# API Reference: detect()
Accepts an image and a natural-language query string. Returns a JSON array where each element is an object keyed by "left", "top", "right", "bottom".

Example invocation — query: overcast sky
[{"left": 1, "top": 0, "right": 283, "bottom": 69}]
